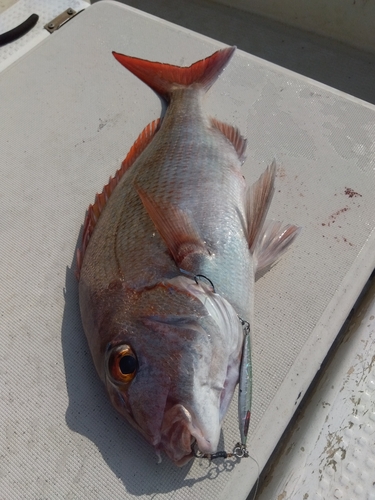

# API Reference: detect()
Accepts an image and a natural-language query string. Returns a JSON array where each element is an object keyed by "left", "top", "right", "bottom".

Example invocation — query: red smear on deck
[
  {"left": 322, "top": 207, "right": 349, "bottom": 227},
  {"left": 345, "top": 187, "right": 362, "bottom": 198}
]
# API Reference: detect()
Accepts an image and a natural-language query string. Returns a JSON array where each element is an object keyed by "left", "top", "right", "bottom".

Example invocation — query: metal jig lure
[
  {"left": 180, "top": 270, "right": 252, "bottom": 461},
  {"left": 194, "top": 312, "right": 252, "bottom": 462}
]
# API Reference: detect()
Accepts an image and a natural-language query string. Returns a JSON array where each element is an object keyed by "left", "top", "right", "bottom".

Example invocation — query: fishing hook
[
  {"left": 238, "top": 316, "right": 250, "bottom": 334},
  {"left": 179, "top": 268, "right": 216, "bottom": 293},
  {"left": 194, "top": 274, "right": 216, "bottom": 293}
]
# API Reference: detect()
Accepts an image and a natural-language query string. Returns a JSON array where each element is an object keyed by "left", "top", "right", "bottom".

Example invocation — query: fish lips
[
  {"left": 107, "top": 377, "right": 220, "bottom": 466},
  {"left": 159, "top": 402, "right": 221, "bottom": 466}
]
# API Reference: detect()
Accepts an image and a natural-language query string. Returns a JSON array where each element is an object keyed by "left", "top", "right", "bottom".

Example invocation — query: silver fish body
[{"left": 77, "top": 47, "right": 299, "bottom": 465}]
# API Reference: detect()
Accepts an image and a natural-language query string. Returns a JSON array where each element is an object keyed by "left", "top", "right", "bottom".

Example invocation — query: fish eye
[{"left": 108, "top": 345, "right": 137, "bottom": 384}]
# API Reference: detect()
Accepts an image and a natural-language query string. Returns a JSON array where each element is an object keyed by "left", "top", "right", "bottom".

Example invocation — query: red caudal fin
[
  {"left": 112, "top": 47, "right": 236, "bottom": 100},
  {"left": 76, "top": 118, "right": 161, "bottom": 280}
]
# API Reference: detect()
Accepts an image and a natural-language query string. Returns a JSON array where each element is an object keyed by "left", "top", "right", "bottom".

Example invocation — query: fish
[{"left": 76, "top": 46, "right": 300, "bottom": 466}]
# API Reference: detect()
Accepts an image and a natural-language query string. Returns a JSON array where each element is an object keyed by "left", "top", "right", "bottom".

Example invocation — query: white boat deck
[{"left": 1, "top": 2, "right": 375, "bottom": 499}]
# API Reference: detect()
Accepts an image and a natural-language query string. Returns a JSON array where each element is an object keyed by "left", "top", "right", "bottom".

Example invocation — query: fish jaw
[
  {"left": 106, "top": 378, "right": 222, "bottom": 466},
  {"left": 104, "top": 357, "right": 222, "bottom": 465},
  {"left": 160, "top": 404, "right": 195, "bottom": 464},
  {"left": 105, "top": 367, "right": 172, "bottom": 450},
  {"left": 160, "top": 403, "right": 221, "bottom": 465}
]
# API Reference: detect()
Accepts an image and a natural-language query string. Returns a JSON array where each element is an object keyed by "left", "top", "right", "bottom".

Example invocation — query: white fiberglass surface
[{"left": 1, "top": 2, "right": 375, "bottom": 498}]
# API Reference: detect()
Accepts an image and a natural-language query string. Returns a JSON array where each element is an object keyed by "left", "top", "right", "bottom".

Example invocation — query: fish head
[{"left": 89, "top": 276, "right": 243, "bottom": 465}]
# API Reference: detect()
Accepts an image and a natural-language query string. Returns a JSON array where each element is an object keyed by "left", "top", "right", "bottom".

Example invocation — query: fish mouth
[{"left": 160, "top": 403, "right": 219, "bottom": 466}]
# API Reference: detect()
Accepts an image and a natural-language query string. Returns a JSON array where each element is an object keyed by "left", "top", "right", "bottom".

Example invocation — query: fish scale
[
  {"left": 78, "top": 46, "right": 300, "bottom": 465},
  {"left": 84, "top": 86, "right": 252, "bottom": 313},
  {"left": 132, "top": 94, "right": 251, "bottom": 311}
]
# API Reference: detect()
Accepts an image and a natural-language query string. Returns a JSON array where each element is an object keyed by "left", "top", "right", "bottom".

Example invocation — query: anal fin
[{"left": 135, "top": 185, "right": 209, "bottom": 268}]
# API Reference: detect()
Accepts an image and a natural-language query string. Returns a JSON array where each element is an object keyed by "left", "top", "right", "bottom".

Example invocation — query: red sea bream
[{"left": 77, "top": 46, "right": 299, "bottom": 465}]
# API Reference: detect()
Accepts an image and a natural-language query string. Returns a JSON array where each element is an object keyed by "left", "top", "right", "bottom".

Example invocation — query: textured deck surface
[{"left": 1, "top": 2, "right": 375, "bottom": 498}]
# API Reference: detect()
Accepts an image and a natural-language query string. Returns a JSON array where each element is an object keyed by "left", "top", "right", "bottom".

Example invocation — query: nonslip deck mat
[{"left": 1, "top": 1, "right": 375, "bottom": 498}]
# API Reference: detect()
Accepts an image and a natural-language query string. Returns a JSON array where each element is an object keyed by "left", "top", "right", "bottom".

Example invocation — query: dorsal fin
[
  {"left": 112, "top": 47, "right": 236, "bottom": 100},
  {"left": 76, "top": 118, "right": 161, "bottom": 280},
  {"left": 210, "top": 117, "right": 247, "bottom": 163}
]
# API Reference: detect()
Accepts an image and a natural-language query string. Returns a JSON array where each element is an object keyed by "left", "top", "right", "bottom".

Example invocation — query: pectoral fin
[{"left": 135, "top": 185, "right": 209, "bottom": 268}]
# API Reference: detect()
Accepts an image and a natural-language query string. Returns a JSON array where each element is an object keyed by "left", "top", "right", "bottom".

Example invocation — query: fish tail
[{"left": 112, "top": 46, "right": 236, "bottom": 99}]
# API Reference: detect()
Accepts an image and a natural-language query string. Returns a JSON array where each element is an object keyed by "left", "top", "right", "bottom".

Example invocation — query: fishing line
[{"left": 247, "top": 453, "right": 261, "bottom": 500}]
